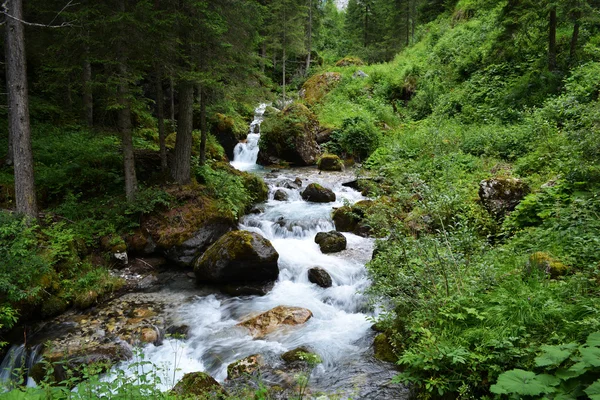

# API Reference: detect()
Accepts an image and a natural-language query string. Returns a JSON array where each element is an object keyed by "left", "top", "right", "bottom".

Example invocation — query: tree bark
[
  {"left": 305, "top": 0, "right": 312, "bottom": 75},
  {"left": 82, "top": 56, "right": 93, "bottom": 127},
  {"left": 199, "top": 87, "right": 207, "bottom": 166},
  {"left": 569, "top": 14, "right": 581, "bottom": 61},
  {"left": 172, "top": 81, "right": 194, "bottom": 184},
  {"left": 170, "top": 77, "right": 175, "bottom": 122},
  {"left": 155, "top": 67, "right": 167, "bottom": 171},
  {"left": 548, "top": 7, "right": 557, "bottom": 71},
  {"left": 364, "top": 4, "right": 369, "bottom": 48},
  {"left": 5, "top": 0, "right": 37, "bottom": 217}
]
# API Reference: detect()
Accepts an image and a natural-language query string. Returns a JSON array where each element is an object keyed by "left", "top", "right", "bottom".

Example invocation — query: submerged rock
[
  {"left": 315, "top": 231, "right": 347, "bottom": 254},
  {"left": 317, "top": 154, "right": 344, "bottom": 172},
  {"left": 172, "top": 371, "right": 227, "bottom": 398},
  {"left": 301, "top": 183, "right": 336, "bottom": 203},
  {"left": 220, "top": 281, "right": 275, "bottom": 297},
  {"left": 308, "top": 267, "right": 333, "bottom": 288},
  {"left": 281, "top": 346, "right": 315, "bottom": 363},
  {"left": 237, "top": 306, "right": 313, "bottom": 339},
  {"left": 479, "top": 177, "right": 529, "bottom": 219},
  {"left": 274, "top": 189, "right": 289, "bottom": 201},
  {"left": 194, "top": 231, "right": 279, "bottom": 285},
  {"left": 227, "top": 354, "right": 264, "bottom": 379}
]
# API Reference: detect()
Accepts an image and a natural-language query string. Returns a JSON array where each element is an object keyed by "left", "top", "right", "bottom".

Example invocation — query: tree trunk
[
  {"left": 5, "top": 0, "right": 37, "bottom": 217},
  {"left": 199, "top": 87, "right": 207, "bottom": 166},
  {"left": 83, "top": 57, "right": 93, "bottom": 127},
  {"left": 305, "top": 0, "right": 312, "bottom": 75},
  {"left": 261, "top": 40, "right": 267, "bottom": 74},
  {"left": 118, "top": 63, "right": 137, "bottom": 201},
  {"left": 364, "top": 5, "right": 369, "bottom": 48},
  {"left": 569, "top": 14, "right": 581, "bottom": 61},
  {"left": 548, "top": 7, "right": 557, "bottom": 71},
  {"left": 155, "top": 67, "right": 167, "bottom": 171},
  {"left": 406, "top": 0, "right": 410, "bottom": 46},
  {"left": 172, "top": 81, "right": 194, "bottom": 184},
  {"left": 169, "top": 77, "right": 175, "bottom": 122}
]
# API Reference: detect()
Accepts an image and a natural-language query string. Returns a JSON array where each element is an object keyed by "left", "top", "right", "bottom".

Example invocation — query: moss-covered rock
[
  {"left": 317, "top": 154, "right": 344, "bottom": 171},
  {"left": 274, "top": 189, "right": 288, "bottom": 201},
  {"left": 301, "top": 72, "right": 342, "bottom": 106},
  {"left": 281, "top": 346, "right": 315, "bottom": 363},
  {"left": 332, "top": 200, "right": 374, "bottom": 236},
  {"left": 479, "top": 177, "right": 529, "bottom": 220},
  {"left": 308, "top": 267, "right": 332, "bottom": 288},
  {"left": 301, "top": 183, "right": 336, "bottom": 203},
  {"left": 227, "top": 354, "right": 264, "bottom": 379},
  {"left": 194, "top": 231, "right": 279, "bottom": 284},
  {"left": 314, "top": 231, "right": 347, "bottom": 254},
  {"left": 258, "top": 103, "right": 321, "bottom": 166},
  {"left": 335, "top": 56, "right": 365, "bottom": 67},
  {"left": 526, "top": 252, "right": 571, "bottom": 279},
  {"left": 172, "top": 371, "right": 227, "bottom": 398},
  {"left": 373, "top": 333, "right": 397, "bottom": 363},
  {"left": 210, "top": 113, "right": 249, "bottom": 160},
  {"left": 238, "top": 305, "right": 313, "bottom": 339}
]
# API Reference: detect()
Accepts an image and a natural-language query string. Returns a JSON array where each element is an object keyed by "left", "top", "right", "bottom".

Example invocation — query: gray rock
[
  {"left": 315, "top": 231, "right": 347, "bottom": 253},
  {"left": 353, "top": 70, "right": 369, "bottom": 79},
  {"left": 301, "top": 183, "right": 336, "bottom": 203},
  {"left": 479, "top": 178, "right": 529, "bottom": 219},
  {"left": 308, "top": 267, "right": 333, "bottom": 288},
  {"left": 274, "top": 189, "right": 289, "bottom": 201}
]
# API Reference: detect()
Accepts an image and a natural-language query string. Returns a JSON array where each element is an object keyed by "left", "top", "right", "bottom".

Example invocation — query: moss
[
  {"left": 172, "top": 371, "right": 227, "bottom": 398},
  {"left": 317, "top": 154, "right": 344, "bottom": 171},
  {"left": 281, "top": 347, "right": 313, "bottom": 363},
  {"left": 527, "top": 252, "right": 570, "bottom": 279},
  {"left": 227, "top": 354, "right": 263, "bottom": 379},
  {"left": 335, "top": 56, "right": 365, "bottom": 67},
  {"left": 41, "top": 294, "right": 70, "bottom": 317},
  {"left": 302, "top": 72, "right": 342, "bottom": 106},
  {"left": 373, "top": 333, "right": 397, "bottom": 363}
]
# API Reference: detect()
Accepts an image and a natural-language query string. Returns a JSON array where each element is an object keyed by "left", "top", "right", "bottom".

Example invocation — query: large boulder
[
  {"left": 172, "top": 372, "right": 227, "bottom": 398},
  {"left": 210, "top": 113, "right": 248, "bottom": 160},
  {"left": 332, "top": 200, "right": 374, "bottom": 237},
  {"left": 301, "top": 72, "right": 342, "bottom": 106},
  {"left": 237, "top": 306, "right": 313, "bottom": 339},
  {"left": 194, "top": 231, "right": 279, "bottom": 284},
  {"left": 308, "top": 267, "right": 332, "bottom": 288},
  {"left": 479, "top": 178, "right": 529, "bottom": 219},
  {"left": 258, "top": 103, "right": 321, "bottom": 166},
  {"left": 317, "top": 154, "right": 344, "bottom": 172},
  {"left": 274, "top": 189, "right": 288, "bottom": 201},
  {"left": 227, "top": 354, "right": 264, "bottom": 380},
  {"left": 373, "top": 333, "right": 397, "bottom": 363},
  {"left": 314, "top": 231, "right": 347, "bottom": 253},
  {"left": 301, "top": 183, "right": 336, "bottom": 203}
]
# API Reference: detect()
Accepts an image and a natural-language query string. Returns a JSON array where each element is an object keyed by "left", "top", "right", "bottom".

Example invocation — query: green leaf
[
  {"left": 580, "top": 346, "right": 600, "bottom": 367},
  {"left": 491, "top": 369, "right": 554, "bottom": 396},
  {"left": 585, "top": 379, "right": 600, "bottom": 400},
  {"left": 535, "top": 345, "right": 574, "bottom": 367},
  {"left": 586, "top": 332, "right": 600, "bottom": 347}
]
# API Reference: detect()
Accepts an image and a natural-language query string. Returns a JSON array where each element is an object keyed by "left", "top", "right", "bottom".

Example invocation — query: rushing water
[{"left": 229, "top": 103, "right": 268, "bottom": 172}]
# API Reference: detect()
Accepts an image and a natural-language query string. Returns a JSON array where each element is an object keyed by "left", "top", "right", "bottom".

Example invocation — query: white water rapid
[
  {"left": 229, "top": 103, "right": 269, "bottom": 172},
  {"left": 113, "top": 105, "right": 406, "bottom": 398}
]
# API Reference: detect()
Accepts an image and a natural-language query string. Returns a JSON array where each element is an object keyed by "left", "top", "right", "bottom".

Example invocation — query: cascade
[{"left": 230, "top": 103, "right": 269, "bottom": 171}]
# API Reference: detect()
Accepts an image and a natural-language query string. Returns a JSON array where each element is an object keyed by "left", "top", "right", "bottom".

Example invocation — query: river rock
[
  {"left": 166, "top": 324, "right": 190, "bottom": 339},
  {"left": 237, "top": 306, "right": 313, "bottom": 339},
  {"left": 172, "top": 371, "right": 228, "bottom": 398},
  {"left": 210, "top": 113, "right": 247, "bottom": 160},
  {"left": 166, "top": 218, "right": 236, "bottom": 267},
  {"left": 274, "top": 189, "right": 288, "bottom": 201},
  {"left": 308, "top": 267, "right": 333, "bottom": 288},
  {"left": 220, "top": 281, "right": 275, "bottom": 297},
  {"left": 301, "top": 183, "right": 336, "bottom": 203},
  {"left": 281, "top": 346, "right": 315, "bottom": 363},
  {"left": 276, "top": 178, "right": 301, "bottom": 190},
  {"left": 194, "top": 231, "right": 279, "bottom": 284},
  {"left": 317, "top": 154, "right": 344, "bottom": 171},
  {"left": 315, "top": 231, "right": 347, "bottom": 253},
  {"left": 479, "top": 177, "right": 529, "bottom": 219},
  {"left": 373, "top": 333, "right": 397, "bottom": 363},
  {"left": 227, "top": 354, "right": 264, "bottom": 379},
  {"left": 332, "top": 200, "right": 374, "bottom": 237}
]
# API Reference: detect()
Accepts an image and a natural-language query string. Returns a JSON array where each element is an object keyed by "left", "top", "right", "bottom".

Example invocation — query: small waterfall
[
  {"left": 0, "top": 344, "right": 42, "bottom": 388},
  {"left": 230, "top": 103, "right": 269, "bottom": 171}
]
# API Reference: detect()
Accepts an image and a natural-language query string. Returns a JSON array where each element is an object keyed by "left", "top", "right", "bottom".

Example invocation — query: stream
[{"left": 1, "top": 104, "right": 406, "bottom": 399}]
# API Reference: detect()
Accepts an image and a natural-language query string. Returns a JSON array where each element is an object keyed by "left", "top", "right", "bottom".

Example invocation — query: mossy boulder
[
  {"left": 526, "top": 252, "right": 571, "bottom": 279},
  {"left": 308, "top": 267, "right": 332, "bottom": 288},
  {"left": 281, "top": 346, "right": 315, "bottom": 363},
  {"left": 317, "top": 154, "right": 344, "bottom": 172},
  {"left": 194, "top": 231, "right": 279, "bottom": 284},
  {"left": 237, "top": 305, "right": 313, "bottom": 339},
  {"left": 301, "top": 72, "right": 342, "bottom": 106},
  {"left": 301, "top": 183, "right": 336, "bottom": 203},
  {"left": 373, "top": 333, "right": 397, "bottom": 363},
  {"left": 314, "top": 231, "right": 347, "bottom": 253},
  {"left": 258, "top": 103, "right": 321, "bottom": 166},
  {"left": 227, "top": 354, "right": 264, "bottom": 379},
  {"left": 210, "top": 113, "right": 249, "bottom": 160},
  {"left": 332, "top": 200, "right": 373, "bottom": 236},
  {"left": 335, "top": 56, "right": 365, "bottom": 67},
  {"left": 274, "top": 189, "right": 288, "bottom": 201},
  {"left": 172, "top": 371, "right": 227, "bottom": 398},
  {"left": 479, "top": 177, "right": 529, "bottom": 220}
]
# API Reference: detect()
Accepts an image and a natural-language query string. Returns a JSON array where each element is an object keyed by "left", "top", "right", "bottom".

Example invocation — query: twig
[{"left": 0, "top": 0, "right": 78, "bottom": 28}]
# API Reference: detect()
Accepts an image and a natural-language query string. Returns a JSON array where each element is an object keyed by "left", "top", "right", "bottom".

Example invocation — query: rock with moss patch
[
  {"left": 301, "top": 183, "right": 336, "bottom": 203},
  {"left": 210, "top": 113, "right": 248, "bottom": 160},
  {"left": 301, "top": 72, "right": 342, "bottom": 106},
  {"left": 258, "top": 103, "right": 321, "bottom": 166},
  {"left": 308, "top": 267, "right": 333, "bottom": 288},
  {"left": 335, "top": 56, "right": 364, "bottom": 67},
  {"left": 317, "top": 154, "right": 344, "bottom": 172},
  {"left": 479, "top": 178, "right": 529, "bottom": 219},
  {"left": 332, "top": 200, "right": 373, "bottom": 237},
  {"left": 315, "top": 231, "right": 347, "bottom": 254},
  {"left": 526, "top": 252, "right": 570, "bottom": 279},
  {"left": 172, "top": 371, "right": 227, "bottom": 398},
  {"left": 281, "top": 346, "right": 315, "bottom": 363},
  {"left": 194, "top": 231, "right": 279, "bottom": 285},
  {"left": 238, "top": 305, "right": 313, "bottom": 339},
  {"left": 373, "top": 333, "right": 396, "bottom": 363},
  {"left": 274, "top": 189, "right": 289, "bottom": 201},
  {"left": 227, "top": 354, "right": 264, "bottom": 379}
]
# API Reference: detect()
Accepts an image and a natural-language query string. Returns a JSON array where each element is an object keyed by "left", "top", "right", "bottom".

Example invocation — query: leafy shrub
[{"left": 335, "top": 116, "right": 381, "bottom": 161}]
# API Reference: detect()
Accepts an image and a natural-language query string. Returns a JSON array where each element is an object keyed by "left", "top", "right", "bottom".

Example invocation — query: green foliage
[
  {"left": 196, "top": 163, "right": 252, "bottom": 218},
  {"left": 333, "top": 116, "right": 381, "bottom": 161}
]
